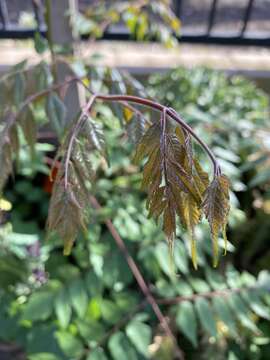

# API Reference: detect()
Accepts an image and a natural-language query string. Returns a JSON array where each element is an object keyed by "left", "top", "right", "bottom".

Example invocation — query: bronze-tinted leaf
[
  {"left": 0, "top": 143, "right": 13, "bottom": 194},
  {"left": 81, "top": 116, "right": 108, "bottom": 162},
  {"left": 202, "top": 174, "right": 230, "bottom": 267},
  {"left": 193, "top": 159, "right": 209, "bottom": 195},
  {"left": 47, "top": 167, "right": 88, "bottom": 255},
  {"left": 20, "top": 105, "right": 37, "bottom": 158},
  {"left": 133, "top": 109, "right": 230, "bottom": 268},
  {"left": 126, "top": 114, "right": 146, "bottom": 145},
  {"left": 163, "top": 204, "right": 176, "bottom": 245},
  {"left": 46, "top": 93, "right": 66, "bottom": 137},
  {"left": 133, "top": 122, "right": 161, "bottom": 164},
  {"left": 183, "top": 194, "right": 202, "bottom": 269}
]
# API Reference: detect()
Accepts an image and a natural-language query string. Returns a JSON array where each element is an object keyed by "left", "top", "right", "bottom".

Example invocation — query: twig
[
  {"left": 89, "top": 195, "right": 185, "bottom": 360},
  {"left": 16, "top": 76, "right": 79, "bottom": 120},
  {"left": 156, "top": 286, "right": 255, "bottom": 305},
  {"left": 13, "top": 76, "right": 220, "bottom": 177},
  {"left": 94, "top": 94, "right": 220, "bottom": 176},
  {"left": 77, "top": 79, "right": 151, "bottom": 126},
  {"left": 96, "top": 300, "right": 147, "bottom": 348}
]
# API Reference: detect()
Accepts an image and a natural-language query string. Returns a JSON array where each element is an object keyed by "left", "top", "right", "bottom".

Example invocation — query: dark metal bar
[
  {"left": 207, "top": 0, "right": 219, "bottom": 35},
  {"left": 174, "top": 0, "right": 182, "bottom": 19},
  {"left": 99, "top": 28, "right": 270, "bottom": 47},
  {"left": 179, "top": 34, "right": 270, "bottom": 47},
  {"left": 241, "top": 0, "right": 255, "bottom": 36},
  {"left": 0, "top": 0, "right": 269, "bottom": 48},
  {"left": 0, "top": 0, "right": 9, "bottom": 29},
  {"left": 0, "top": 28, "right": 45, "bottom": 39},
  {"left": 31, "top": 0, "right": 45, "bottom": 31},
  {"left": 0, "top": 27, "right": 269, "bottom": 47}
]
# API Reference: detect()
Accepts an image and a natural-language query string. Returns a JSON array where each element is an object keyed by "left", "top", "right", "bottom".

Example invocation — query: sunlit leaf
[
  {"left": 176, "top": 301, "right": 198, "bottom": 347},
  {"left": 195, "top": 297, "right": 217, "bottom": 338},
  {"left": 54, "top": 288, "right": 72, "bottom": 329},
  {"left": 126, "top": 320, "right": 152, "bottom": 356}
]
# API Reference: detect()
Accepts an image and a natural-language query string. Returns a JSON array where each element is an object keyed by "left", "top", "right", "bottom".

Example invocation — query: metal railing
[
  {"left": 0, "top": 0, "right": 46, "bottom": 39},
  {"left": 172, "top": 0, "right": 270, "bottom": 46},
  {"left": 0, "top": 0, "right": 269, "bottom": 46}
]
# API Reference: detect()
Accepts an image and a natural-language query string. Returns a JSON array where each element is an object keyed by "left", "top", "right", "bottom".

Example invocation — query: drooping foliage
[
  {"left": 132, "top": 111, "right": 229, "bottom": 267},
  {"left": 76, "top": 0, "right": 181, "bottom": 47},
  {"left": 1, "top": 64, "right": 270, "bottom": 360},
  {"left": 0, "top": 60, "right": 231, "bottom": 267}
]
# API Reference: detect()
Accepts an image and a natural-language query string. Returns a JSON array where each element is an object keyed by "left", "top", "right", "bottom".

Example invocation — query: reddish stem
[
  {"left": 95, "top": 94, "right": 220, "bottom": 176},
  {"left": 14, "top": 74, "right": 221, "bottom": 177}
]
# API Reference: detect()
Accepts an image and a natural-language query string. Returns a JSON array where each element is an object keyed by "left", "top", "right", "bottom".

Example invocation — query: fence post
[{"left": 46, "top": 0, "right": 85, "bottom": 123}]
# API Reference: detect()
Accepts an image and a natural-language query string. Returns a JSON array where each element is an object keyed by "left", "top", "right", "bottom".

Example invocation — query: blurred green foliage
[
  {"left": 0, "top": 66, "right": 270, "bottom": 360},
  {"left": 76, "top": 0, "right": 180, "bottom": 47}
]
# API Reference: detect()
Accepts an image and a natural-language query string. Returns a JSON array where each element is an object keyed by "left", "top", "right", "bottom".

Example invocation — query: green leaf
[
  {"left": 108, "top": 332, "right": 138, "bottom": 360},
  {"left": 258, "top": 270, "right": 270, "bottom": 291},
  {"left": 86, "top": 298, "right": 101, "bottom": 320},
  {"left": 113, "top": 292, "right": 139, "bottom": 312},
  {"left": 22, "top": 291, "right": 54, "bottom": 322},
  {"left": 54, "top": 288, "right": 72, "bottom": 329},
  {"left": 76, "top": 318, "right": 105, "bottom": 344},
  {"left": 126, "top": 320, "right": 152, "bottom": 356},
  {"left": 175, "top": 281, "right": 193, "bottom": 296},
  {"left": 241, "top": 290, "right": 270, "bottom": 320},
  {"left": 226, "top": 265, "right": 242, "bottom": 289},
  {"left": 34, "top": 32, "right": 49, "bottom": 54},
  {"left": 56, "top": 331, "right": 84, "bottom": 358},
  {"left": 86, "top": 348, "right": 108, "bottom": 360},
  {"left": 68, "top": 278, "right": 88, "bottom": 318},
  {"left": 14, "top": 73, "right": 26, "bottom": 107},
  {"left": 174, "top": 240, "right": 189, "bottom": 274},
  {"left": 85, "top": 271, "right": 103, "bottom": 297},
  {"left": 35, "top": 61, "right": 51, "bottom": 91},
  {"left": 249, "top": 168, "right": 270, "bottom": 187},
  {"left": 20, "top": 105, "right": 37, "bottom": 158},
  {"left": 46, "top": 93, "right": 66, "bottom": 137},
  {"left": 205, "top": 266, "right": 227, "bottom": 290},
  {"left": 212, "top": 296, "right": 237, "bottom": 335},
  {"left": 0, "top": 254, "right": 28, "bottom": 288},
  {"left": 188, "top": 278, "right": 210, "bottom": 293},
  {"left": 155, "top": 242, "right": 173, "bottom": 277},
  {"left": 28, "top": 354, "right": 61, "bottom": 360},
  {"left": 195, "top": 297, "right": 217, "bottom": 337},
  {"left": 102, "top": 251, "right": 133, "bottom": 288},
  {"left": 228, "top": 293, "right": 259, "bottom": 333},
  {"left": 176, "top": 301, "right": 198, "bottom": 347},
  {"left": 100, "top": 299, "right": 122, "bottom": 324}
]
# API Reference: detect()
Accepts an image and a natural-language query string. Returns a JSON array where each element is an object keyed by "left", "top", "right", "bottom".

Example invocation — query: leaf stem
[
  {"left": 14, "top": 79, "right": 221, "bottom": 177},
  {"left": 156, "top": 286, "right": 255, "bottom": 305},
  {"left": 94, "top": 94, "right": 221, "bottom": 176},
  {"left": 160, "top": 107, "right": 169, "bottom": 185}
]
